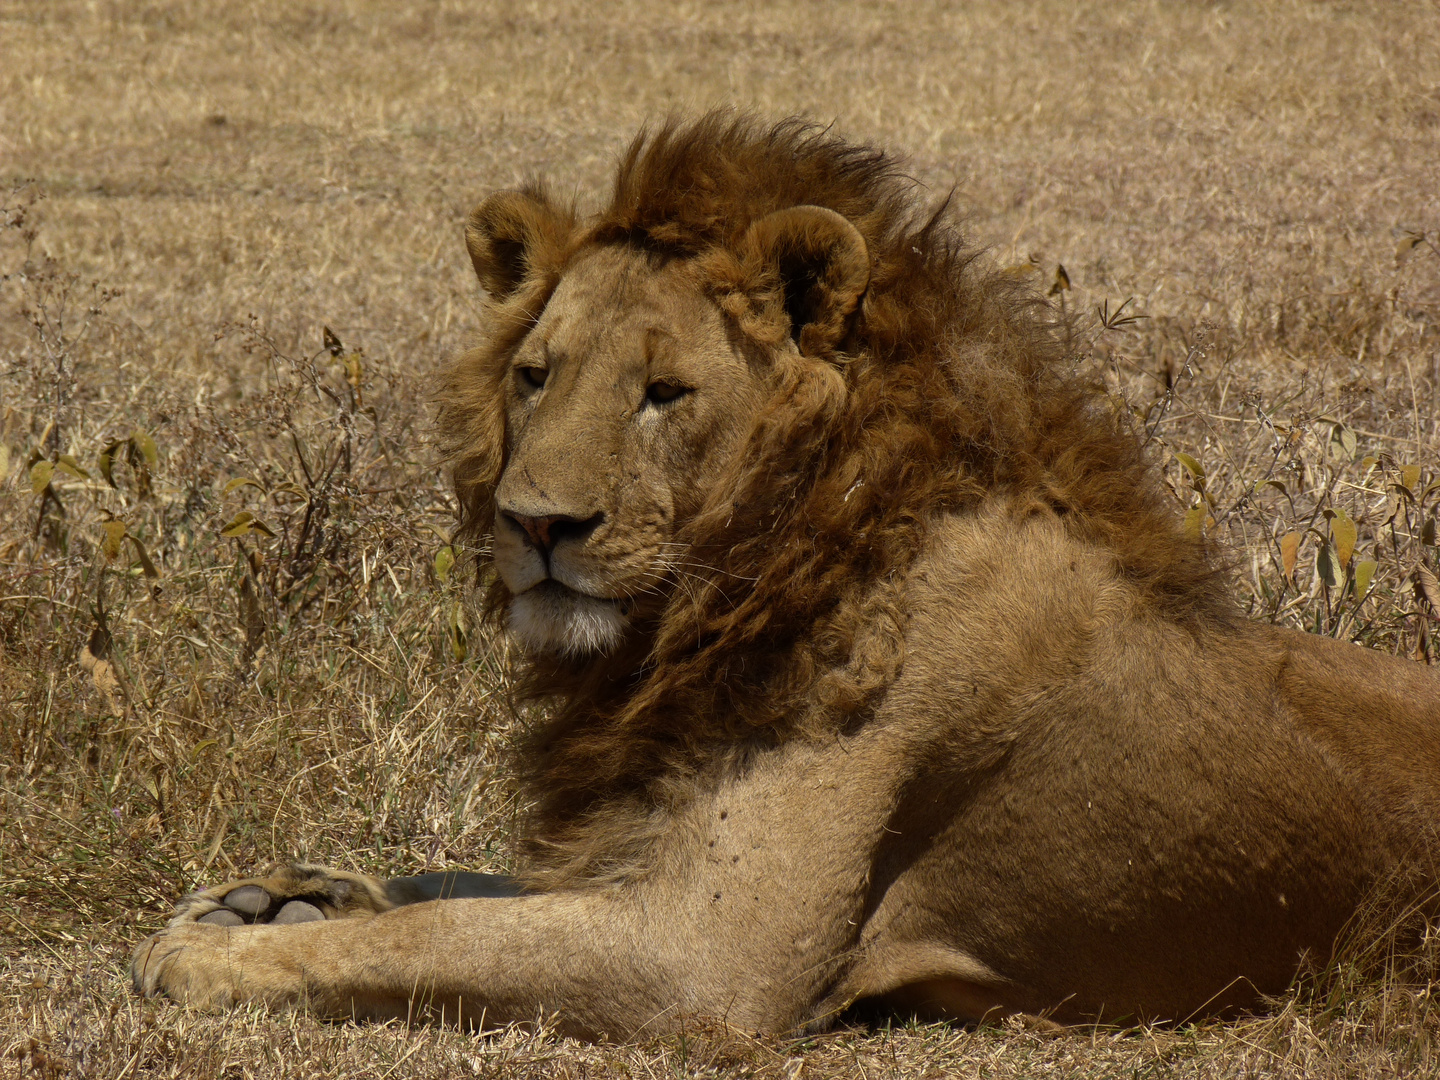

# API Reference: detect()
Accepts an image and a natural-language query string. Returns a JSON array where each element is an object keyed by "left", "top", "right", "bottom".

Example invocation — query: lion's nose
[{"left": 505, "top": 511, "right": 601, "bottom": 554}]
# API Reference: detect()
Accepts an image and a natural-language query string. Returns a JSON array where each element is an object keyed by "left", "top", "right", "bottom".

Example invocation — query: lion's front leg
[
  {"left": 132, "top": 889, "right": 672, "bottom": 1034},
  {"left": 131, "top": 736, "right": 900, "bottom": 1036},
  {"left": 136, "top": 864, "right": 527, "bottom": 1016}
]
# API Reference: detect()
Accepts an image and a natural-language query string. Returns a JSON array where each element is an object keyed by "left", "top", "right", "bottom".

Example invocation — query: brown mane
[{"left": 438, "top": 113, "right": 1229, "bottom": 881}]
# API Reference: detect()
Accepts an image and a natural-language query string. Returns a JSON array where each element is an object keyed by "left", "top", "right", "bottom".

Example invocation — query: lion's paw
[
  {"left": 130, "top": 921, "right": 315, "bottom": 1009},
  {"left": 166, "top": 864, "right": 394, "bottom": 929}
]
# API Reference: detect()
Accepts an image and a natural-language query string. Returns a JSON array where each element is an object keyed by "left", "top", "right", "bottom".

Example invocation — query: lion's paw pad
[
  {"left": 271, "top": 900, "right": 325, "bottom": 924},
  {"left": 171, "top": 865, "right": 393, "bottom": 928},
  {"left": 222, "top": 885, "right": 272, "bottom": 918}
]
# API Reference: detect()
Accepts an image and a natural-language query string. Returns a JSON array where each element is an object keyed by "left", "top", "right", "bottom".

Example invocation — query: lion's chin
[{"left": 508, "top": 581, "right": 628, "bottom": 658}]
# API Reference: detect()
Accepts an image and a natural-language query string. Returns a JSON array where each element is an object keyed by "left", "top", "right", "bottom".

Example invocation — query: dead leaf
[
  {"left": 1415, "top": 566, "right": 1440, "bottom": 616},
  {"left": 448, "top": 602, "right": 467, "bottom": 661},
  {"left": 1048, "top": 263, "right": 1071, "bottom": 296},
  {"left": 1279, "top": 532, "right": 1300, "bottom": 580},
  {"left": 238, "top": 571, "right": 265, "bottom": 668},
  {"left": 99, "top": 440, "right": 123, "bottom": 488},
  {"left": 101, "top": 520, "right": 126, "bottom": 562},
  {"left": 79, "top": 623, "right": 123, "bottom": 716},
  {"left": 128, "top": 535, "right": 160, "bottom": 580}
]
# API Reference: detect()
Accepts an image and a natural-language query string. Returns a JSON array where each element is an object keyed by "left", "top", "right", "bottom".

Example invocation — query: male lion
[{"left": 132, "top": 114, "right": 1440, "bottom": 1038}]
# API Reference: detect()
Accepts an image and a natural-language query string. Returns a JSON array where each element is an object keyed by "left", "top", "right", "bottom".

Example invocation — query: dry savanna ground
[{"left": 3, "top": 0, "right": 1440, "bottom": 1076}]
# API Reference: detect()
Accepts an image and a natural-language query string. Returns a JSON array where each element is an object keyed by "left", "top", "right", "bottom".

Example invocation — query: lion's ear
[
  {"left": 743, "top": 205, "right": 870, "bottom": 357},
  {"left": 465, "top": 189, "right": 573, "bottom": 301}
]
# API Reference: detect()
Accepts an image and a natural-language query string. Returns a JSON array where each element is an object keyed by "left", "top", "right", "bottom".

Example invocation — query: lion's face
[
  {"left": 492, "top": 247, "right": 764, "bottom": 656},
  {"left": 460, "top": 190, "right": 871, "bottom": 658}
]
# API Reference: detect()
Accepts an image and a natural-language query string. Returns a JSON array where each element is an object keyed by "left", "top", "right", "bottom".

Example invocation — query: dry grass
[{"left": 2, "top": 0, "right": 1439, "bottom": 1075}]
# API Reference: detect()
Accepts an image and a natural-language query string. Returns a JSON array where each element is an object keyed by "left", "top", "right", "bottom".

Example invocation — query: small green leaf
[
  {"left": 1328, "top": 421, "right": 1357, "bottom": 462},
  {"left": 1183, "top": 506, "right": 1205, "bottom": 540},
  {"left": 434, "top": 545, "right": 456, "bottom": 583},
  {"left": 1330, "top": 509, "right": 1357, "bottom": 568},
  {"left": 1317, "top": 541, "right": 1338, "bottom": 590},
  {"left": 223, "top": 476, "right": 265, "bottom": 496},
  {"left": 1402, "top": 464, "right": 1422, "bottom": 493},
  {"left": 343, "top": 352, "right": 363, "bottom": 389},
  {"left": 1353, "top": 560, "right": 1377, "bottom": 600},
  {"left": 99, "top": 440, "right": 124, "bottom": 489},
  {"left": 131, "top": 430, "right": 158, "bottom": 466},
  {"left": 220, "top": 511, "right": 277, "bottom": 538},
  {"left": 55, "top": 454, "right": 90, "bottom": 479},
  {"left": 221, "top": 510, "right": 255, "bottom": 534},
  {"left": 128, "top": 535, "right": 160, "bottom": 579},
  {"left": 30, "top": 460, "right": 54, "bottom": 494},
  {"left": 1174, "top": 452, "right": 1205, "bottom": 481}
]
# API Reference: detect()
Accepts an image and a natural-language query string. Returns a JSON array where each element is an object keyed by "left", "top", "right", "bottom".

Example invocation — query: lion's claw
[{"left": 130, "top": 925, "right": 222, "bottom": 1004}]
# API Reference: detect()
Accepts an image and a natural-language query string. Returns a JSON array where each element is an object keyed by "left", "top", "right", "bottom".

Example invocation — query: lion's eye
[
  {"left": 517, "top": 365, "right": 548, "bottom": 390},
  {"left": 645, "top": 380, "right": 689, "bottom": 405}
]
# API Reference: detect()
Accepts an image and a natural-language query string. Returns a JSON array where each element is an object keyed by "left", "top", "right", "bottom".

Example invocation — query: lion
[{"left": 131, "top": 114, "right": 1440, "bottom": 1039}]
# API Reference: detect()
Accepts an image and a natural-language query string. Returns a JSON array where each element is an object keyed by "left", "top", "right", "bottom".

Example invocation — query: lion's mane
[{"left": 438, "top": 114, "right": 1227, "bottom": 880}]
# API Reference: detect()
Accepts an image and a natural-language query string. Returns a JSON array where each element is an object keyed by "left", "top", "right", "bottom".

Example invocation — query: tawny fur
[{"left": 131, "top": 114, "right": 1440, "bottom": 1038}]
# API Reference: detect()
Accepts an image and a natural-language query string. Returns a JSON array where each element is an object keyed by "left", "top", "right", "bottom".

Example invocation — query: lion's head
[
  {"left": 438, "top": 114, "right": 1223, "bottom": 859},
  {"left": 468, "top": 199, "right": 868, "bottom": 659}
]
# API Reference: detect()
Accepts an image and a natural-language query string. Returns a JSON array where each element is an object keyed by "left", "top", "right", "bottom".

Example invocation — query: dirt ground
[{"left": 3, "top": 0, "right": 1440, "bottom": 1075}]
